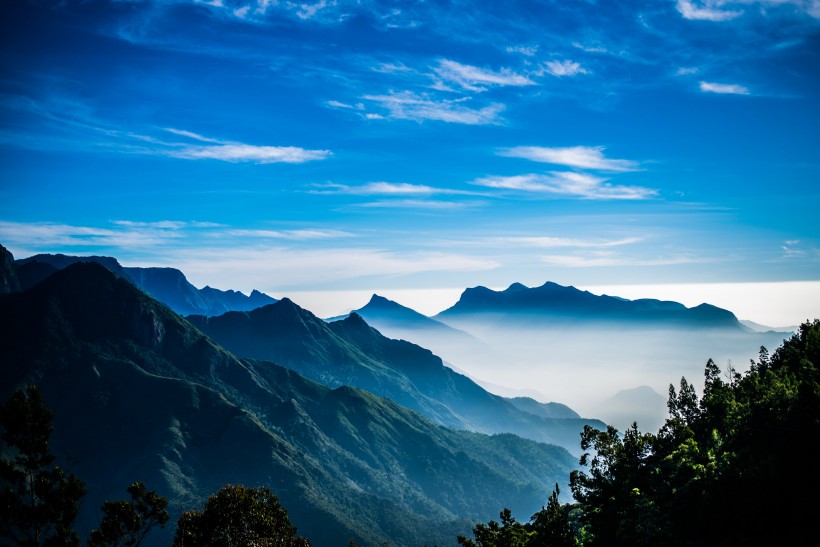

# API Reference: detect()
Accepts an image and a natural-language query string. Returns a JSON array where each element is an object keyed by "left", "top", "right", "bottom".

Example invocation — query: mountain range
[
  {"left": 333, "top": 282, "right": 790, "bottom": 429},
  {"left": 435, "top": 281, "right": 743, "bottom": 330},
  {"left": 0, "top": 256, "right": 577, "bottom": 546},
  {"left": 12, "top": 252, "right": 277, "bottom": 316},
  {"left": 188, "top": 300, "right": 603, "bottom": 455},
  {"left": 4, "top": 245, "right": 790, "bottom": 433}
]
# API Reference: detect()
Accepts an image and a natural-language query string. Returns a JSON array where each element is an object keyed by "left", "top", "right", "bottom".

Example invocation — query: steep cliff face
[{"left": 0, "top": 244, "right": 20, "bottom": 294}]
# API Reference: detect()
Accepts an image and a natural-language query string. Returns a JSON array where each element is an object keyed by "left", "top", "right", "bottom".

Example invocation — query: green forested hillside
[
  {"left": 459, "top": 319, "right": 820, "bottom": 547},
  {"left": 188, "top": 302, "right": 604, "bottom": 454},
  {"left": 0, "top": 262, "right": 576, "bottom": 546}
]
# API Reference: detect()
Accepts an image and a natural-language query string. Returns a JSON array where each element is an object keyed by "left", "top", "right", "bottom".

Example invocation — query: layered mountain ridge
[
  {"left": 0, "top": 258, "right": 576, "bottom": 547},
  {"left": 12, "top": 252, "right": 277, "bottom": 316},
  {"left": 189, "top": 299, "right": 604, "bottom": 454},
  {"left": 437, "top": 281, "right": 743, "bottom": 330}
]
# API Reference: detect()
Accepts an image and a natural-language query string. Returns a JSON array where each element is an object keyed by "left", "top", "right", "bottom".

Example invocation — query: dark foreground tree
[
  {"left": 457, "top": 508, "right": 531, "bottom": 547},
  {"left": 172, "top": 484, "right": 309, "bottom": 547},
  {"left": 460, "top": 319, "right": 820, "bottom": 547},
  {"left": 87, "top": 482, "right": 169, "bottom": 547},
  {"left": 528, "top": 485, "right": 576, "bottom": 547},
  {"left": 0, "top": 385, "right": 86, "bottom": 546}
]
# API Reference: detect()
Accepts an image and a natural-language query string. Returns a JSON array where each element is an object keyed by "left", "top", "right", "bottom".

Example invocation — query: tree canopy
[
  {"left": 0, "top": 385, "right": 86, "bottom": 547},
  {"left": 172, "top": 484, "right": 310, "bottom": 547},
  {"left": 459, "top": 319, "right": 820, "bottom": 547},
  {"left": 88, "top": 482, "right": 169, "bottom": 547}
]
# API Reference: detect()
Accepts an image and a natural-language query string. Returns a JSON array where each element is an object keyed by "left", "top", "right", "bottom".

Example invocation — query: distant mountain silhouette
[
  {"left": 436, "top": 281, "right": 743, "bottom": 330},
  {"left": 12, "top": 252, "right": 276, "bottom": 315},
  {"left": 0, "top": 262, "right": 576, "bottom": 547},
  {"left": 189, "top": 300, "right": 604, "bottom": 454},
  {"left": 507, "top": 397, "right": 581, "bottom": 420},
  {"left": 591, "top": 385, "right": 668, "bottom": 433}
]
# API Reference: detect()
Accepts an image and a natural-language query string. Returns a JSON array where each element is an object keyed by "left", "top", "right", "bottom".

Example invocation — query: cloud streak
[
  {"left": 362, "top": 91, "right": 505, "bottom": 124},
  {"left": 163, "top": 128, "right": 331, "bottom": 163},
  {"left": 699, "top": 81, "right": 751, "bottom": 95},
  {"left": 541, "top": 252, "right": 713, "bottom": 267},
  {"left": 676, "top": 0, "right": 744, "bottom": 21},
  {"left": 472, "top": 172, "right": 657, "bottom": 200},
  {"left": 433, "top": 59, "right": 536, "bottom": 91},
  {"left": 311, "top": 181, "right": 479, "bottom": 196},
  {"left": 498, "top": 146, "right": 641, "bottom": 172},
  {"left": 542, "top": 60, "right": 588, "bottom": 77}
]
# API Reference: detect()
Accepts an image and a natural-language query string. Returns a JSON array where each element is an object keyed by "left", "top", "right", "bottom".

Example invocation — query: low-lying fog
[{"left": 382, "top": 319, "right": 791, "bottom": 432}]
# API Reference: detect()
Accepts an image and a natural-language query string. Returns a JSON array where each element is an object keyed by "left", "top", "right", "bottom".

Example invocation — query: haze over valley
[{"left": 2, "top": 1, "right": 818, "bottom": 545}]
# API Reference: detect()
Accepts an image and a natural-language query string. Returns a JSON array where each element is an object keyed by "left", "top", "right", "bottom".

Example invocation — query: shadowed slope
[{"left": 0, "top": 262, "right": 576, "bottom": 547}]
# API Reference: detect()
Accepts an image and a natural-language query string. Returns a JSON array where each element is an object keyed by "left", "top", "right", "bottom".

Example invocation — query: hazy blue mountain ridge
[
  {"left": 0, "top": 260, "right": 577, "bottom": 547},
  {"left": 12, "top": 252, "right": 277, "bottom": 315},
  {"left": 188, "top": 302, "right": 605, "bottom": 454},
  {"left": 436, "top": 281, "right": 742, "bottom": 330}
]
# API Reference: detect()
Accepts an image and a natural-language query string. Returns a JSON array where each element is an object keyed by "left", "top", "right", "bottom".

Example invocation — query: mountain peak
[
  {"left": 366, "top": 293, "right": 394, "bottom": 307},
  {"left": 342, "top": 311, "right": 371, "bottom": 328},
  {"left": 504, "top": 282, "right": 528, "bottom": 292}
]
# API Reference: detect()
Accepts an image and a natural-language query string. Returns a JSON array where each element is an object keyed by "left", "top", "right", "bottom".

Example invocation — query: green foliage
[
  {"left": 0, "top": 385, "right": 86, "bottom": 546},
  {"left": 528, "top": 485, "right": 575, "bottom": 547},
  {"left": 87, "top": 482, "right": 169, "bottom": 547},
  {"left": 172, "top": 484, "right": 310, "bottom": 547},
  {"left": 457, "top": 509, "right": 531, "bottom": 547},
  {"left": 462, "top": 319, "right": 820, "bottom": 547}
]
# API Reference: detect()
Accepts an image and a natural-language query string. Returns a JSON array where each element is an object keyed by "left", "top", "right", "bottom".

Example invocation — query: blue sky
[{"left": 1, "top": 0, "right": 819, "bottom": 324}]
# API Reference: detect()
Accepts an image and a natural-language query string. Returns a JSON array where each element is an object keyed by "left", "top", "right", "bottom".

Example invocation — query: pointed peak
[
  {"left": 367, "top": 293, "right": 391, "bottom": 304},
  {"left": 504, "top": 282, "right": 528, "bottom": 292},
  {"left": 363, "top": 294, "right": 402, "bottom": 310},
  {"left": 345, "top": 311, "right": 370, "bottom": 326}
]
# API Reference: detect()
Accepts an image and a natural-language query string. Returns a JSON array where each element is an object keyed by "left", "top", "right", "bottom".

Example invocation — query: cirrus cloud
[
  {"left": 433, "top": 59, "right": 536, "bottom": 91},
  {"left": 472, "top": 172, "right": 657, "bottom": 200},
  {"left": 361, "top": 91, "right": 505, "bottom": 125},
  {"left": 498, "top": 146, "right": 641, "bottom": 172},
  {"left": 163, "top": 128, "right": 331, "bottom": 163},
  {"left": 699, "top": 81, "right": 751, "bottom": 95}
]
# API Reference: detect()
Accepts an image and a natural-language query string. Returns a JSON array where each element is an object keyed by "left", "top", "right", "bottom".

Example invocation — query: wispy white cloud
[
  {"left": 310, "top": 181, "right": 478, "bottom": 196},
  {"left": 0, "top": 220, "right": 185, "bottom": 251},
  {"left": 541, "top": 251, "right": 711, "bottom": 267},
  {"left": 676, "top": 1, "right": 820, "bottom": 21},
  {"left": 699, "top": 81, "right": 751, "bottom": 94},
  {"left": 161, "top": 127, "right": 331, "bottom": 163},
  {"left": 572, "top": 42, "right": 608, "bottom": 54},
  {"left": 676, "top": 67, "right": 700, "bottom": 75},
  {"left": 491, "top": 236, "right": 643, "bottom": 248},
  {"left": 498, "top": 146, "right": 640, "bottom": 172},
  {"left": 506, "top": 44, "right": 539, "bottom": 57},
  {"left": 362, "top": 91, "right": 505, "bottom": 125},
  {"left": 676, "top": 0, "right": 744, "bottom": 21},
  {"left": 542, "top": 60, "right": 588, "bottom": 77},
  {"left": 163, "top": 128, "right": 223, "bottom": 143},
  {"left": 326, "top": 100, "right": 364, "bottom": 110},
  {"left": 295, "top": 1, "right": 331, "bottom": 20},
  {"left": 169, "top": 143, "right": 331, "bottom": 163},
  {"left": 472, "top": 172, "right": 657, "bottom": 200},
  {"left": 433, "top": 59, "right": 535, "bottom": 91},
  {"left": 0, "top": 220, "right": 353, "bottom": 256},
  {"left": 355, "top": 199, "right": 483, "bottom": 210},
  {"left": 222, "top": 228, "right": 354, "bottom": 240},
  {"left": 168, "top": 246, "right": 499, "bottom": 292}
]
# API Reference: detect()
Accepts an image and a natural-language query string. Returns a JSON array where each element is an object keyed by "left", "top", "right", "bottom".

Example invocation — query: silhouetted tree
[
  {"left": 457, "top": 508, "right": 531, "bottom": 547},
  {"left": 0, "top": 385, "right": 86, "bottom": 546},
  {"left": 172, "top": 484, "right": 309, "bottom": 546},
  {"left": 87, "top": 482, "right": 168, "bottom": 546},
  {"left": 528, "top": 484, "right": 575, "bottom": 547}
]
